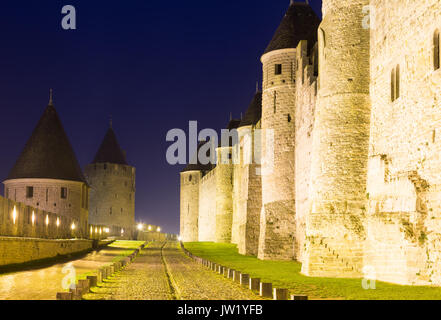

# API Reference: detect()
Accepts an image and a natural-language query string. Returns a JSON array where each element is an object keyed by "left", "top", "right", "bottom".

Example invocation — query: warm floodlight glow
[
  {"left": 148, "top": 225, "right": 152, "bottom": 231},
  {"left": 71, "top": 222, "right": 76, "bottom": 230},
  {"left": 105, "top": 228, "right": 110, "bottom": 233},
  {"left": 31, "top": 211, "right": 35, "bottom": 225},
  {"left": 90, "top": 226, "right": 93, "bottom": 234},
  {"left": 12, "top": 206, "right": 17, "bottom": 225},
  {"left": 157, "top": 227, "right": 161, "bottom": 232},
  {"left": 121, "top": 229, "right": 124, "bottom": 234},
  {"left": 45, "top": 215, "right": 49, "bottom": 226},
  {"left": 137, "top": 223, "right": 143, "bottom": 231},
  {"left": 95, "top": 227, "right": 98, "bottom": 233},
  {"left": 99, "top": 228, "right": 102, "bottom": 234},
  {"left": 178, "top": 236, "right": 182, "bottom": 241},
  {"left": 56, "top": 217, "right": 60, "bottom": 227}
]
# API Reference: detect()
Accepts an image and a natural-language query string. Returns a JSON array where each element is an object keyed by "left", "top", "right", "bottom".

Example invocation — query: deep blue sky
[{"left": 0, "top": 0, "right": 322, "bottom": 234}]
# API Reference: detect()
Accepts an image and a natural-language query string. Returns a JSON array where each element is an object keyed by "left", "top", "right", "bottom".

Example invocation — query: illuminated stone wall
[
  {"left": 302, "top": 0, "right": 371, "bottom": 278},
  {"left": 180, "top": 171, "right": 201, "bottom": 242},
  {"left": 365, "top": 0, "right": 441, "bottom": 285},
  {"left": 3, "top": 178, "right": 89, "bottom": 238},
  {"left": 85, "top": 163, "right": 136, "bottom": 238},
  {"left": 232, "top": 126, "right": 262, "bottom": 256},
  {"left": 258, "top": 48, "right": 297, "bottom": 260},
  {"left": 198, "top": 169, "right": 217, "bottom": 242},
  {"left": 294, "top": 40, "right": 318, "bottom": 263},
  {"left": 215, "top": 147, "right": 234, "bottom": 243}
]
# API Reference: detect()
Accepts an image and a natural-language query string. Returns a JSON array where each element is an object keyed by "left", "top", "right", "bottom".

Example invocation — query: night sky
[{"left": 0, "top": 0, "right": 322, "bottom": 234}]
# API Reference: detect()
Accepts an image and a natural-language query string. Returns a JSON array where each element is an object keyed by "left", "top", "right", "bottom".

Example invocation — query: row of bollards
[
  {"left": 180, "top": 242, "right": 308, "bottom": 301},
  {"left": 56, "top": 242, "right": 148, "bottom": 300}
]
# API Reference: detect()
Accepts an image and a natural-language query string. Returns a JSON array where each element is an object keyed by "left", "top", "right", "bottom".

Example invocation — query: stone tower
[
  {"left": 302, "top": 0, "right": 371, "bottom": 277},
  {"left": 180, "top": 142, "right": 212, "bottom": 242},
  {"left": 84, "top": 123, "right": 135, "bottom": 238},
  {"left": 3, "top": 92, "right": 89, "bottom": 238},
  {"left": 232, "top": 90, "right": 263, "bottom": 255},
  {"left": 215, "top": 119, "right": 241, "bottom": 243},
  {"left": 259, "top": 1, "right": 320, "bottom": 260}
]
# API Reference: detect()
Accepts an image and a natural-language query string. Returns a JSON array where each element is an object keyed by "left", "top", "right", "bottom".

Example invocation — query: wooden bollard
[
  {"left": 87, "top": 275, "right": 98, "bottom": 288},
  {"left": 78, "top": 279, "right": 90, "bottom": 293},
  {"left": 223, "top": 267, "right": 229, "bottom": 277},
  {"left": 260, "top": 283, "right": 273, "bottom": 298},
  {"left": 69, "top": 288, "right": 83, "bottom": 300},
  {"left": 211, "top": 263, "right": 217, "bottom": 271},
  {"left": 233, "top": 271, "right": 241, "bottom": 282},
  {"left": 218, "top": 266, "right": 224, "bottom": 274},
  {"left": 56, "top": 292, "right": 73, "bottom": 300},
  {"left": 97, "top": 268, "right": 104, "bottom": 283},
  {"left": 227, "top": 269, "right": 235, "bottom": 279},
  {"left": 240, "top": 274, "right": 250, "bottom": 286},
  {"left": 249, "top": 278, "right": 260, "bottom": 291},
  {"left": 291, "top": 295, "right": 308, "bottom": 301},
  {"left": 273, "top": 288, "right": 289, "bottom": 300}
]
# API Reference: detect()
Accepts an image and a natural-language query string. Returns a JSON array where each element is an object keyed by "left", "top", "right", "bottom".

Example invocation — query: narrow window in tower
[
  {"left": 391, "top": 68, "right": 396, "bottom": 102},
  {"left": 275, "top": 64, "right": 282, "bottom": 75},
  {"left": 288, "top": 114, "right": 292, "bottom": 123},
  {"left": 434, "top": 30, "right": 440, "bottom": 70},
  {"left": 189, "top": 175, "right": 192, "bottom": 182},
  {"left": 274, "top": 91, "right": 277, "bottom": 113},
  {"left": 395, "top": 65, "right": 400, "bottom": 100},
  {"left": 26, "top": 186, "right": 33, "bottom": 199},
  {"left": 5, "top": 188, "right": 9, "bottom": 199},
  {"left": 46, "top": 188, "right": 48, "bottom": 202},
  {"left": 110, "top": 207, "right": 112, "bottom": 215},
  {"left": 61, "top": 187, "right": 68, "bottom": 199}
]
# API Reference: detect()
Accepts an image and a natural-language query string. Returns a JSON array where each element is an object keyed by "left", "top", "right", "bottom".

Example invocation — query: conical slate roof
[
  {"left": 6, "top": 103, "right": 87, "bottom": 183},
  {"left": 240, "top": 91, "right": 262, "bottom": 127},
  {"left": 264, "top": 1, "right": 321, "bottom": 55},
  {"left": 92, "top": 126, "right": 128, "bottom": 165}
]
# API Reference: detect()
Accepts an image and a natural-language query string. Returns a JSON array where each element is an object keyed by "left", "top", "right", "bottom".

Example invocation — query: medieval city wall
[
  {"left": 198, "top": 169, "right": 217, "bottom": 242},
  {"left": 232, "top": 125, "right": 262, "bottom": 256},
  {"left": 303, "top": 0, "right": 371, "bottom": 278},
  {"left": 366, "top": 0, "right": 441, "bottom": 285},
  {"left": 180, "top": 171, "right": 201, "bottom": 242},
  {"left": 294, "top": 40, "right": 318, "bottom": 263}
]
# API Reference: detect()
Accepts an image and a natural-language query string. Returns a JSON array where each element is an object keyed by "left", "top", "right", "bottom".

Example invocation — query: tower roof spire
[
  {"left": 109, "top": 115, "right": 113, "bottom": 128},
  {"left": 48, "top": 89, "right": 53, "bottom": 106},
  {"left": 263, "top": 0, "right": 320, "bottom": 55}
]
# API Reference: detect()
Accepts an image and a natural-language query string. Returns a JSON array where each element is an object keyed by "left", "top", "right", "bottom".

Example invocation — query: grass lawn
[{"left": 184, "top": 242, "right": 441, "bottom": 300}]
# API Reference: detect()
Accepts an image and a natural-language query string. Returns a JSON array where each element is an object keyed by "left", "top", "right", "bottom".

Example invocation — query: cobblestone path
[
  {"left": 85, "top": 242, "right": 172, "bottom": 300},
  {"left": 0, "top": 245, "right": 134, "bottom": 300},
  {"left": 162, "top": 242, "right": 261, "bottom": 300},
  {"left": 85, "top": 241, "right": 260, "bottom": 300}
]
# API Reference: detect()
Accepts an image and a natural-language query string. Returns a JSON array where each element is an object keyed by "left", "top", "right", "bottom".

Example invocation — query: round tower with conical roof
[
  {"left": 3, "top": 93, "right": 90, "bottom": 238},
  {"left": 302, "top": 0, "right": 371, "bottom": 277},
  {"left": 258, "top": 1, "right": 320, "bottom": 260},
  {"left": 84, "top": 123, "right": 135, "bottom": 239}
]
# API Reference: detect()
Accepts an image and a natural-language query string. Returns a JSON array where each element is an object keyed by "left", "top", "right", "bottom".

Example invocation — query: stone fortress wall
[{"left": 180, "top": 0, "right": 441, "bottom": 286}]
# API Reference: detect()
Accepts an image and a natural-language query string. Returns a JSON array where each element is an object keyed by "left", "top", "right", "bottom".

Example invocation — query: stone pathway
[
  {"left": 162, "top": 242, "right": 261, "bottom": 300},
  {"left": 85, "top": 241, "right": 260, "bottom": 300},
  {"left": 85, "top": 242, "right": 172, "bottom": 300}
]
